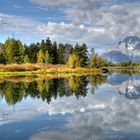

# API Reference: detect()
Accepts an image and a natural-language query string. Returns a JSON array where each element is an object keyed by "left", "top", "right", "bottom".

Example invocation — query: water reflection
[
  {"left": 0, "top": 75, "right": 107, "bottom": 105},
  {"left": 1, "top": 73, "right": 140, "bottom": 106},
  {"left": 108, "top": 73, "right": 140, "bottom": 99},
  {"left": 1, "top": 73, "right": 140, "bottom": 140}
]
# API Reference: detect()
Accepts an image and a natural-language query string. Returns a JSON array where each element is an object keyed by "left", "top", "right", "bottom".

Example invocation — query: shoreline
[
  {"left": 0, "top": 64, "right": 102, "bottom": 77},
  {"left": 0, "top": 64, "right": 139, "bottom": 78}
]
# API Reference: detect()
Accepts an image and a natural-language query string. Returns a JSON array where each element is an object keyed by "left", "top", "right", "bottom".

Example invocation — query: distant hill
[{"left": 103, "top": 36, "right": 140, "bottom": 63}]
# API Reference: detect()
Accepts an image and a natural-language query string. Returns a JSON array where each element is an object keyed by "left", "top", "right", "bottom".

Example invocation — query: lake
[{"left": 0, "top": 73, "right": 140, "bottom": 140}]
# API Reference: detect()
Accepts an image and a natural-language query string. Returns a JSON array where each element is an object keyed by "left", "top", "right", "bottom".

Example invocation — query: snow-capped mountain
[
  {"left": 108, "top": 74, "right": 140, "bottom": 99},
  {"left": 103, "top": 36, "right": 140, "bottom": 63}
]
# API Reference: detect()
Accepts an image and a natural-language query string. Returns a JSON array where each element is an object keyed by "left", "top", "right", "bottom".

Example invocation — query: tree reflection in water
[
  {"left": 89, "top": 75, "right": 108, "bottom": 94},
  {"left": 0, "top": 75, "right": 107, "bottom": 105}
]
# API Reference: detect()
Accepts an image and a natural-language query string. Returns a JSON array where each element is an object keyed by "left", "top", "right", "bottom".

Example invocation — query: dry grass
[
  {"left": 0, "top": 64, "right": 41, "bottom": 72},
  {"left": 38, "top": 64, "right": 102, "bottom": 74},
  {"left": 0, "top": 64, "right": 102, "bottom": 78}
]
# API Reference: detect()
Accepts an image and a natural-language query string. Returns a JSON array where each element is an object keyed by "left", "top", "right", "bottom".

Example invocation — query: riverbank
[
  {"left": 107, "top": 65, "right": 140, "bottom": 72},
  {"left": 0, "top": 63, "right": 139, "bottom": 78},
  {"left": 0, "top": 64, "right": 102, "bottom": 77}
]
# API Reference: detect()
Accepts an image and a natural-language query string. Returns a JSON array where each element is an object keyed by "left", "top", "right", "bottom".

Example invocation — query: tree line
[{"left": 0, "top": 37, "right": 108, "bottom": 68}]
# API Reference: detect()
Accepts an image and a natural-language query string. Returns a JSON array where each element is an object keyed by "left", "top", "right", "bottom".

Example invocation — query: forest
[{"left": 0, "top": 37, "right": 108, "bottom": 68}]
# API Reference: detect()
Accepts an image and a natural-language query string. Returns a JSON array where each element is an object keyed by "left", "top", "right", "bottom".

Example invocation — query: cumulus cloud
[
  {"left": 66, "top": 1, "right": 140, "bottom": 39},
  {"left": 37, "top": 22, "right": 86, "bottom": 40},
  {"left": 29, "top": 0, "right": 140, "bottom": 50},
  {"left": 30, "top": 132, "right": 72, "bottom": 140},
  {"left": 0, "top": 12, "right": 44, "bottom": 42},
  {"left": 0, "top": 12, "right": 107, "bottom": 47},
  {"left": 37, "top": 22, "right": 107, "bottom": 44},
  {"left": 1, "top": 0, "right": 140, "bottom": 50},
  {"left": 64, "top": 98, "right": 140, "bottom": 140},
  {"left": 0, "top": 97, "right": 44, "bottom": 126},
  {"left": 29, "top": 97, "right": 140, "bottom": 140}
]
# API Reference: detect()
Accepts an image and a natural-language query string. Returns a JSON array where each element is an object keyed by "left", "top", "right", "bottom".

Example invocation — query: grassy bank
[
  {"left": 0, "top": 64, "right": 102, "bottom": 77},
  {"left": 0, "top": 64, "right": 140, "bottom": 82},
  {"left": 107, "top": 65, "right": 140, "bottom": 72}
]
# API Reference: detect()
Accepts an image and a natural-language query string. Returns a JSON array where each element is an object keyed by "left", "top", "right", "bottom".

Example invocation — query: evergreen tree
[
  {"left": 0, "top": 52, "right": 6, "bottom": 64},
  {"left": 58, "top": 43, "right": 65, "bottom": 64},
  {"left": 41, "top": 38, "right": 52, "bottom": 54},
  {"left": 27, "top": 43, "right": 39, "bottom": 63},
  {"left": 40, "top": 39, "right": 46, "bottom": 53},
  {"left": 73, "top": 43, "right": 88, "bottom": 67},
  {"left": 12, "top": 40, "right": 24, "bottom": 64},
  {"left": 51, "top": 41, "right": 58, "bottom": 64},
  {"left": 80, "top": 43, "right": 88, "bottom": 67}
]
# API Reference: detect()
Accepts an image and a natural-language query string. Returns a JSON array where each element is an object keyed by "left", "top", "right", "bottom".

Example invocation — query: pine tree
[
  {"left": 50, "top": 41, "right": 58, "bottom": 64},
  {"left": 41, "top": 38, "right": 52, "bottom": 54},
  {"left": 58, "top": 43, "right": 65, "bottom": 64},
  {"left": 12, "top": 40, "right": 24, "bottom": 64},
  {"left": 73, "top": 43, "right": 88, "bottom": 67},
  {"left": 0, "top": 52, "right": 6, "bottom": 64},
  {"left": 27, "top": 43, "right": 39, "bottom": 63}
]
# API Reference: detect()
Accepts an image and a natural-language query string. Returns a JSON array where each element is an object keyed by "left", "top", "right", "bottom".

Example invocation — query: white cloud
[
  {"left": 0, "top": 97, "right": 44, "bottom": 126},
  {"left": 30, "top": 0, "right": 77, "bottom": 6},
  {"left": 30, "top": 0, "right": 140, "bottom": 50},
  {"left": 67, "top": 2, "right": 140, "bottom": 39},
  {"left": 0, "top": 12, "right": 107, "bottom": 47},
  {"left": 0, "top": 13, "right": 44, "bottom": 42},
  {"left": 37, "top": 21, "right": 109, "bottom": 47},
  {"left": 1, "top": 0, "right": 140, "bottom": 50},
  {"left": 29, "top": 96, "right": 140, "bottom": 140},
  {"left": 14, "top": 5, "right": 22, "bottom": 9}
]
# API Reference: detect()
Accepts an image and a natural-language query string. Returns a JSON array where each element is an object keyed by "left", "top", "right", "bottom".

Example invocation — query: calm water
[{"left": 0, "top": 73, "right": 140, "bottom": 140}]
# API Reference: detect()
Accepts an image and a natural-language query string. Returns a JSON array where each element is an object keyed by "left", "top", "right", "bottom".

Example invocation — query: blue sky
[{"left": 0, "top": 0, "right": 140, "bottom": 53}]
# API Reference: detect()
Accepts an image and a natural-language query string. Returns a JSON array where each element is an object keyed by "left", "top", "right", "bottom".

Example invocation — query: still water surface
[{"left": 0, "top": 73, "right": 140, "bottom": 140}]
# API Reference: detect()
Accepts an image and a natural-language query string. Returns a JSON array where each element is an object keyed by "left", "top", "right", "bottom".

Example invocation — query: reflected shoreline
[
  {"left": 1, "top": 72, "right": 140, "bottom": 140},
  {"left": 0, "top": 70, "right": 140, "bottom": 106},
  {"left": 0, "top": 75, "right": 107, "bottom": 105}
]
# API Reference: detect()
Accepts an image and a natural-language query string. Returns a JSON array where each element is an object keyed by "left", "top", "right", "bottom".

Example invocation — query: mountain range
[
  {"left": 108, "top": 74, "right": 140, "bottom": 99},
  {"left": 103, "top": 36, "right": 140, "bottom": 63}
]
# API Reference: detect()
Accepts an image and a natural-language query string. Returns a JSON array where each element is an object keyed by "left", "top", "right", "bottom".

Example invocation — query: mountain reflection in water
[
  {"left": 108, "top": 73, "right": 140, "bottom": 99},
  {"left": 0, "top": 73, "right": 140, "bottom": 140},
  {"left": 0, "top": 73, "right": 140, "bottom": 105}
]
